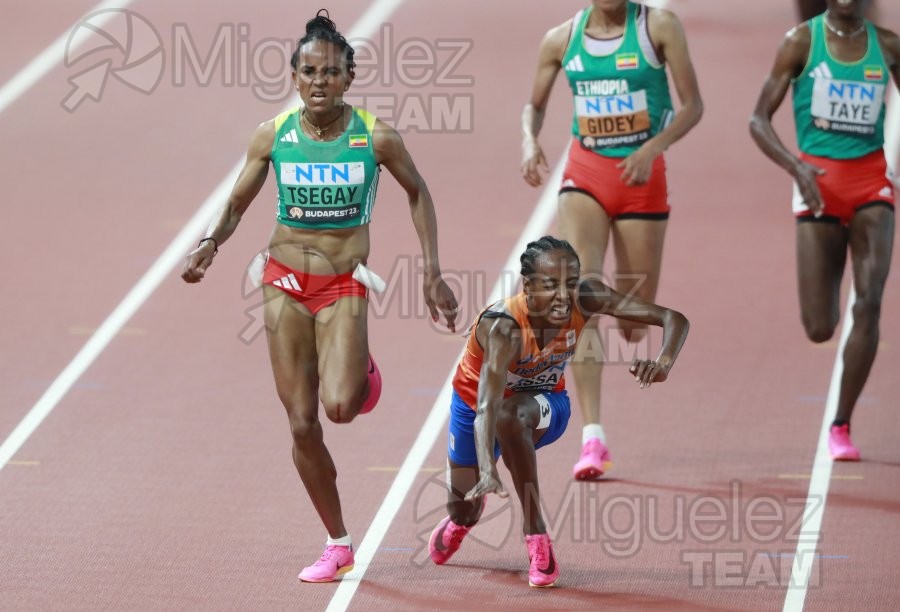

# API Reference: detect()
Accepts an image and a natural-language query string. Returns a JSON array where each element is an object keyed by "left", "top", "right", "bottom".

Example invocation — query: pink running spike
[
  {"left": 298, "top": 544, "right": 355, "bottom": 583},
  {"left": 428, "top": 495, "right": 487, "bottom": 565},
  {"left": 359, "top": 354, "right": 382, "bottom": 415},
  {"left": 828, "top": 423, "right": 861, "bottom": 461},
  {"left": 573, "top": 437, "right": 613, "bottom": 480},
  {"left": 428, "top": 516, "right": 473, "bottom": 565},
  {"left": 525, "top": 533, "right": 559, "bottom": 587},
  {"left": 429, "top": 497, "right": 486, "bottom": 565}
]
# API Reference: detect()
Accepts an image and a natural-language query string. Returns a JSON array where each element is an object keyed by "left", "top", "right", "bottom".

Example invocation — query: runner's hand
[
  {"left": 794, "top": 160, "right": 826, "bottom": 217},
  {"left": 425, "top": 275, "right": 459, "bottom": 333},
  {"left": 522, "top": 140, "right": 549, "bottom": 187},
  {"left": 181, "top": 243, "right": 216, "bottom": 283},
  {"left": 616, "top": 141, "right": 661, "bottom": 186},
  {"left": 465, "top": 467, "right": 508, "bottom": 500},
  {"left": 629, "top": 358, "right": 669, "bottom": 389}
]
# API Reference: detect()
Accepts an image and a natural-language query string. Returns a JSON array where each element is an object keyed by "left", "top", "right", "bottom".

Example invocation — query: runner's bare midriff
[{"left": 268, "top": 223, "right": 370, "bottom": 275}]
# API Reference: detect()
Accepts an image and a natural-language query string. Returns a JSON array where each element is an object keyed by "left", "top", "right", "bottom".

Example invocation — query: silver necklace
[{"left": 824, "top": 12, "right": 865, "bottom": 39}]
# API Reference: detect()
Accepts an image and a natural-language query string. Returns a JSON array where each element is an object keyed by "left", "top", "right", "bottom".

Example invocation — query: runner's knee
[
  {"left": 802, "top": 316, "right": 838, "bottom": 343},
  {"left": 321, "top": 399, "right": 357, "bottom": 424},
  {"left": 496, "top": 399, "right": 527, "bottom": 438},
  {"left": 288, "top": 412, "right": 321, "bottom": 446},
  {"left": 851, "top": 293, "right": 883, "bottom": 331},
  {"left": 320, "top": 382, "right": 366, "bottom": 423}
]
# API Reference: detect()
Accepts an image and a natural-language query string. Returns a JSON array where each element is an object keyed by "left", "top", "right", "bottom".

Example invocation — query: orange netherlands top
[{"left": 451, "top": 292, "right": 587, "bottom": 409}]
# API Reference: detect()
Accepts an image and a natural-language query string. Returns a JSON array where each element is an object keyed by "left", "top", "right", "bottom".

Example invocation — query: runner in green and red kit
[
  {"left": 182, "top": 10, "right": 459, "bottom": 583},
  {"left": 751, "top": 0, "right": 900, "bottom": 460},
  {"left": 521, "top": 0, "right": 702, "bottom": 480}
]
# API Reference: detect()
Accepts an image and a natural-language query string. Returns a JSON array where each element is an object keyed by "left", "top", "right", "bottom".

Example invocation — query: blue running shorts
[{"left": 447, "top": 388, "right": 571, "bottom": 467}]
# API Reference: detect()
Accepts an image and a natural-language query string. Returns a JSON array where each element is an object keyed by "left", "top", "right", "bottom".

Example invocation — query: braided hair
[
  {"left": 290, "top": 9, "right": 356, "bottom": 78},
  {"left": 519, "top": 235, "right": 580, "bottom": 277}
]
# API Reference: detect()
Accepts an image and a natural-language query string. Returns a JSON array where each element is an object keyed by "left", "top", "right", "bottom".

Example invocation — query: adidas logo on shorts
[{"left": 272, "top": 273, "right": 301, "bottom": 291}]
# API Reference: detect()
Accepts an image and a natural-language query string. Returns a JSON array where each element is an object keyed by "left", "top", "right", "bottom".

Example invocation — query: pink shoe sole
[
  {"left": 831, "top": 452, "right": 861, "bottom": 462},
  {"left": 298, "top": 563, "right": 354, "bottom": 583},
  {"left": 573, "top": 438, "right": 613, "bottom": 480},
  {"left": 573, "top": 459, "right": 613, "bottom": 480}
]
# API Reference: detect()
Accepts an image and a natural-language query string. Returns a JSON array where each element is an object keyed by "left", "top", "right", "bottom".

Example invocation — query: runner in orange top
[
  {"left": 427, "top": 236, "right": 689, "bottom": 587},
  {"left": 451, "top": 290, "right": 587, "bottom": 409}
]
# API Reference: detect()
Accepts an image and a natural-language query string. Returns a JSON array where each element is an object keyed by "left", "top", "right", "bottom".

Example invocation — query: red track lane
[
  {"left": 0, "top": 0, "right": 364, "bottom": 435},
  {"left": 1, "top": 0, "right": 549, "bottom": 608},
  {"left": 348, "top": 1, "right": 900, "bottom": 610},
  {"left": 0, "top": 1, "right": 100, "bottom": 86},
  {"left": 1, "top": 1, "right": 898, "bottom": 610}
]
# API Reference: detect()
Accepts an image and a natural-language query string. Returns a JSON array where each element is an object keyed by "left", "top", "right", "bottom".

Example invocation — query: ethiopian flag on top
[
  {"left": 615, "top": 53, "right": 639, "bottom": 71},
  {"left": 349, "top": 134, "right": 369, "bottom": 148},
  {"left": 864, "top": 65, "right": 884, "bottom": 81}
]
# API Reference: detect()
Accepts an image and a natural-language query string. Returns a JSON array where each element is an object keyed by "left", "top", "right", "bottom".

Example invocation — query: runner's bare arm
[
  {"left": 618, "top": 9, "right": 703, "bottom": 185},
  {"left": 181, "top": 121, "right": 274, "bottom": 283},
  {"left": 876, "top": 26, "right": 900, "bottom": 89},
  {"left": 466, "top": 316, "right": 520, "bottom": 500},
  {"left": 749, "top": 26, "right": 826, "bottom": 215},
  {"left": 374, "top": 120, "right": 459, "bottom": 331},
  {"left": 577, "top": 277, "right": 689, "bottom": 387},
  {"left": 645, "top": 9, "right": 703, "bottom": 152},
  {"left": 522, "top": 22, "right": 569, "bottom": 187}
]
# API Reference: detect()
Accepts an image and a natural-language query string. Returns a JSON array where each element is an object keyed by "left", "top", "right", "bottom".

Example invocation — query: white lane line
[
  {"left": 781, "top": 289, "right": 853, "bottom": 611},
  {"left": 0, "top": 167, "right": 240, "bottom": 472},
  {"left": 0, "top": 0, "right": 406, "bottom": 472},
  {"left": 325, "top": 159, "right": 566, "bottom": 612},
  {"left": 327, "top": 7, "right": 669, "bottom": 605},
  {"left": 783, "top": 89, "right": 900, "bottom": 611},
  {"left": 0, "top": 0, "right": 135, "bottom": 115}
]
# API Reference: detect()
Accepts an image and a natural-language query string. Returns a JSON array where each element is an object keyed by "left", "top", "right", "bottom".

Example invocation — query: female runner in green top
[
  {"left": 182, "top": 10, "right": 458, "bottom": 582},
  {"left": 521, "top": 0, "right": 703, "bottom": 481},
  {"left": 750, "top": 0, "right": 900, "bottom": 460}
]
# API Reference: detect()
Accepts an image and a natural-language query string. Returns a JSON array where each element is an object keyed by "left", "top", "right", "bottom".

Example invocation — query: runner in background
[
  {"left": 750, "top": 0, "right": 899, "bottom": 459},
  {"left": 521, "top": 0, "right": 702, "bottom": 479}
]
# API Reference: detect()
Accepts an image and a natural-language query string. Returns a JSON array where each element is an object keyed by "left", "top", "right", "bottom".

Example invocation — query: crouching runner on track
[{"left": 427, "top": 236, "right": 688, "bottom": 587}]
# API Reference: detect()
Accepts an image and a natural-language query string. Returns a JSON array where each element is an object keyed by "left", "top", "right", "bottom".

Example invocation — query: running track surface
[{"left": 1, "top": 1, "right": 899, "bottom": 610}]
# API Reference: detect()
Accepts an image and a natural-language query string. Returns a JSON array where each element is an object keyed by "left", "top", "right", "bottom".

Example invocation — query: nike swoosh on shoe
[
  {"left": 538, "top": 552, "right": 556, "bottom": 575},
  {"left": 433, "top": 524, "right": 449, "bottom": 552}
]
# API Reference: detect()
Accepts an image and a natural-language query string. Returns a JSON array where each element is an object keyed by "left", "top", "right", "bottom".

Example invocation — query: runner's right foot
[
  {"left": 525, "top": 533, "right": 559, "bottom": 588},
  {"left": 828, "top": 423, "right": 860, "bottom": 461},
  {"left": 573, "top": 437, "right": 612, "bottom": 480},
  {"left": 298, "top": 544, "right": 355, "bottom": 583}
]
